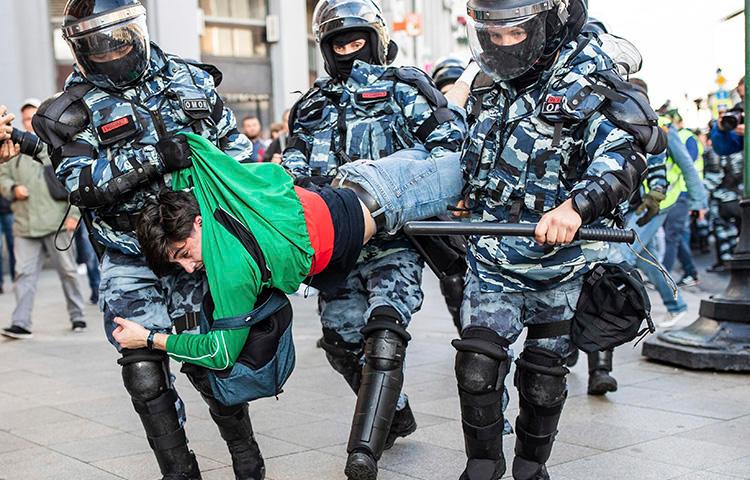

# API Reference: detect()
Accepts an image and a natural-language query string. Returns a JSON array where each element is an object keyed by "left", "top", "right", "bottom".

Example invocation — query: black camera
[
  {"left": 10, "top": 128, "right": 44, "bottom": 158},
  {"left": 719, "top": 107, "right": 744, "bottom": 132}
]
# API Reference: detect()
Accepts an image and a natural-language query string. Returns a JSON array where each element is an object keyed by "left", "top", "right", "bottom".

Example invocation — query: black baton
[{"left": 403, "top": 221, "right": 635, "bottom": 244}]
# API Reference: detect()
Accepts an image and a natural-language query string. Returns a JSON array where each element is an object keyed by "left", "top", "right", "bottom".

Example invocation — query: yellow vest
[{"left": 654, "top": 129, "right": 703, "bottom": 209}]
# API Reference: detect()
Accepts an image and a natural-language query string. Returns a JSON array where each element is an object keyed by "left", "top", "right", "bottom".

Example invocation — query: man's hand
[
  {"left": 735, "top": 124, "right": 745, "bottom": 136},
  {"left": 271, "top": 153, "right": 283, "bottom": 165},
  {"left": 0, "top": 140, "right": 20, "bottom": 164},
  {"left": 14, "top": 185, "right": 29, "bottom": 201},
  {"left": 452, "top": 199, "right": 471, "bottom": 218},
  {"left": 112, "top": 317, "right": 150, "bottom": 349},
  {"left": 64, "top": 217, "right": 79, "bottom": 232},
  {"left": 692, "top": 209, "right": 708, "bottom": 222},
  {"left": 635, "top": 189, "right": 666, "bottom": 226},
  {"left": 0, "top": 105, "right": 14, "bottom": 142},
  {"left": 535, "top": 199, "right": 582, "bottom": 245}
]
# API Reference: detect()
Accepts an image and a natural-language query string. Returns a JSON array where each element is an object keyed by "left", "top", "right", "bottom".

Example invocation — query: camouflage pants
[
  {"left": 99, "top": 249, "right": 206, "bottom": 347},
  {"left": 318, "top": 249, "right": 425, "bottom": 344},
  {"left": 461, "top": 270, "right": 582, "bottom": 433}
]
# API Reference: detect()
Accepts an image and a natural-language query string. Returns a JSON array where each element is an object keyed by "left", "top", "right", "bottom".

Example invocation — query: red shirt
[{"left": 294, "top": 187, "right": 335, "bottom": 275}]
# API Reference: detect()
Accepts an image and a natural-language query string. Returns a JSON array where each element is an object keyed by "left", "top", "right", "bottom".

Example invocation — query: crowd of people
[{"left": 0, "top": 0, "right": 745, "bottom": 480}]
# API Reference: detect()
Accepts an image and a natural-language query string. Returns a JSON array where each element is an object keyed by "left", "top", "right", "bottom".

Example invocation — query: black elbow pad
[{"left": 70, "top": 163, "right": 159, "bottom": 208}]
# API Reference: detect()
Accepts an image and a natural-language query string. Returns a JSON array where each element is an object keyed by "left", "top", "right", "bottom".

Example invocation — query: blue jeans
[
  {"left": 0, "top": 213, "right": 15, "bottom": 283},
  {"left": 676, "top": 230, "right": 698, "bottom": 277},
  {"left": 610, "top": 209, "right": 687, "bottom": 314},
  {"left": 336, "top": 148, "right": 463, "bottom": 232},
  {"left": 74, "top": 223, "right": 101, "bottom": 295},
  {"left": 662, "top": 193, "right": 691, "bottom": 273}
]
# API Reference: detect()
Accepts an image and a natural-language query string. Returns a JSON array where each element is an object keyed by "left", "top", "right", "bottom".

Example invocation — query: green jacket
[
  {"left": 0, "top": 150, "right": 78, "bottom": 238},
  {"left": 166, "top": 134, "right": 313, "bottom": 369}
]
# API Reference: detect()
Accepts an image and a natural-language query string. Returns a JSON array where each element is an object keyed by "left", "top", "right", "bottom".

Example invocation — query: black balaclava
[{"left": 327, "top": 29, "right": 375, "bottom": 81}]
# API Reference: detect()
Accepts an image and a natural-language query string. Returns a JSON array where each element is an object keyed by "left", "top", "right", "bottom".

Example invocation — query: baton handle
[{"left": 402, "top": 221, "right": 635, "bottom": 244}]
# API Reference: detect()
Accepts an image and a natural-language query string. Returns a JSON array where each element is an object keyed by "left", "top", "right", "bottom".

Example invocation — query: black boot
[
  {"left": 440, "top": 272, "right": 465, "bottom": 335},
  {"left": 513, "top": 348, "right": 568, "bottom": 480},
  {"left": 183, "top": 365, "right": 264, "bottom": 480},
  {"left": 119, "top": 350, "right": 202, "bottom": 480},
  {"left": 345, "top": 307, "right": 410, "bottom": 480},
  {"left": 210, "top": 406, "right": 265, "bottom": 480},
  {"left": 587, "top": 350, "right": 618, "bottom": 396},
  {"left": 384, "top": 399, "right": 418, "bottom": 450},
  {"left": 564, "top": 349, "right": 579, "bottom": 367},
  {"left": 454, "top": 327, "right": 510, "bottom": 480}
]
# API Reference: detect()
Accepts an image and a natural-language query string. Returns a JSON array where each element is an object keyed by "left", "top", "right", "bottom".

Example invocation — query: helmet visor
[
  {"left": 313, "top": 0, "right": 381, "bottom": 42},
  {"left": 467, "top": 14, "right": 547, "bottom": 82},
  {"left": 67, "top": 15, "right": 150, "bottom": 89}
]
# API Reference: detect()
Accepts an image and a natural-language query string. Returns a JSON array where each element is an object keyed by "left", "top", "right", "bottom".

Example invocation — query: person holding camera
[
  {"left": 0, "top": 99, "right": 87, "bottom": 339},
  {"left": 0, "top": 105, "right": 20, "bottom": 162},
  {"left": 707, "top": 77, "right": 745, "bottom": 271}
]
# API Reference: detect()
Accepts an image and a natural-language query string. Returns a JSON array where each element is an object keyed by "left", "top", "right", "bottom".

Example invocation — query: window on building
[{"left": 200, "top": 0, "right": 268, "bottom": 59}]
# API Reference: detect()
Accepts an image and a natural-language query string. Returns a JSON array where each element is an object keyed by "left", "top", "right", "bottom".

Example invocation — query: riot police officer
[
  {"left": 453, "top": 1, "right": 661, "bottom": 478},
  {"left": 432, "top": 56, "right": 468, "bottom": 94},
  {"left": 32, "top": 2, "right": 261, "bottom": 479},
  {"left": 283, "top": 1, "right": 466, "bottom": 479}
]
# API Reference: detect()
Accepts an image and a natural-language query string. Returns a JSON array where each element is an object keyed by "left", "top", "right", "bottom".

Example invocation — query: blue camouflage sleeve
[
  {"left": 396, "top": 84, "right": 467, "bottom": 159},
  {"left": 646, "top": 153, "right": 668, "bottom": 191},
  {"left": 281, "top": 122, "right": 313, "bottom": 178},
  {"left": 571, "top": 112, "right": 642, "bottom": 194}
]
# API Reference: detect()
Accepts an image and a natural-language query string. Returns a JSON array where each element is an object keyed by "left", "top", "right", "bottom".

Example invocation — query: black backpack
[{"left": 572, "top": 263, "right": 655, "bottom": 353}]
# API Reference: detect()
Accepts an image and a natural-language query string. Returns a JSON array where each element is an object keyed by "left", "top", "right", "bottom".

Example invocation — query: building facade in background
[{"left": 2, "top": 0, "right": 466, "bottom": 134}]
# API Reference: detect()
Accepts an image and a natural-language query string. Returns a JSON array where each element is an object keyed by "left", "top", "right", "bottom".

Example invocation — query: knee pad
[
  {"left": 119, "top": 348, "right": 171, "bottom": 404},
  {"left": 361, "top": 306, "right": 410, "bottom": 371},
  {"left": 440, "top": 273, "right": 465, "bottom": 308},
  {"left": 514, "top": 347, "right": 568, "bottom": 409}
]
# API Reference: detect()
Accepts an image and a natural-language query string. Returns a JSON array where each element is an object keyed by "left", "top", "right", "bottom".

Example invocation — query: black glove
[{"left": 156, "top": 135, "right": 193, "bottom": 173}]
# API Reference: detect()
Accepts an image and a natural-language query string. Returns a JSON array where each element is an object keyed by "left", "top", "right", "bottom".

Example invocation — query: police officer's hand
[
  {"left": 635, "top": 189, "right": 666, "bottom": 226},
  {"left": 156, "top": 135, "right": 193, "bottom": 172},
  {"left": 0, "top": 140, "right": 20, "bottom": 164},
  {"left": 112, "top": 317, "right": 149, "bottom": 349},
  {"left": 535, "top": 199, "right": 582, "bottom": 245}
]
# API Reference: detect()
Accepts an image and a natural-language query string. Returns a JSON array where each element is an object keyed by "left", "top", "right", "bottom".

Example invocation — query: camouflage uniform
[
  {"left": 704, "top": 152, "right": 744, "bottom": 264},
  {"left": 284, "top": 60, "right": 465, "bottom": 357}
]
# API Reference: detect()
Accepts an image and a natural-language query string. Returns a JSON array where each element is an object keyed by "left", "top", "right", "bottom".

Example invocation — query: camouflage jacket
[
  {"left": 56, "top": 44, "right": 252, "bottom": 255},
  {"left": 283, "top": 60, "right": 466, "bottom": 259},
  {"left": 462, "top": 37, "right": 642, "bottom": 293},
  {"left": 705, "top": 151, "right": 745, "bottom": 203}
]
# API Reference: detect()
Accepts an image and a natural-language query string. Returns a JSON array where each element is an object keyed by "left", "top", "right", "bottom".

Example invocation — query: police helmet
[
  {"left": 466, "top": 0, "right": 587, "bottom": 82},
  {"left": 432, "top": 56, "right": 467, "bottom": 91},
  {"left": 312, "top": 0, "right": 395, "bottom": 78},
  {"left": 62, "top": 0, "right": 151, "bottom": 90}
]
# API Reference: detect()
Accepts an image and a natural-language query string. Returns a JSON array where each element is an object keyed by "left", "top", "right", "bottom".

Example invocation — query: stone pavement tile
[
  {"left": 0, "top": 431, "right": 34, "bottom": 454},
  {"left": 0, "top": 370, "right": 72, "bottom": 396},
  {"left": 557, "top": 419, "right": 665, "bottom": 451},
  {"left": 588, "top": 403, "right": 720, "bottom": 435},
  {"left": 248, "top": 407, "right": 328, "bottom": 433},
  {"left": 55, "top": 394, "right": 130, "bottom": 419},
  {"left": 708, "top": 455, "right": 750, "bottom": 478},
  {"left": 614, "top": 436, "right": 750, "bottom": 470},
  {"left": 633, "top": 372, "right": 746, "bottom": 394},
  {"left": 411, "top": 395, "right": 460, "bottom": 421},
  {"left": 16, "top": 384, "right": 121, "bottom": 407},
  {"left": 276, "top": 391, "right": 356, "bottom": 421},
  {"left": 0, "top": 406, "right": 80, "bottom": 431},
  {"left": 676, "top": 473, "right": 746, "bottom": 480},
  {"left": 49, "top": 431, "right": 151, "bottom": 463},
  {"left": 12, "top": 418, "right": 120, "bottom": 446},
  {"left": 0, "top": 445, "right": 123, "bottom": 480},
  {"left": 378, "top": 440, "right": 468, "bottom": 480},
  {"left": 0, "top": 391, "right": 43, "bottom": 414},
  {"left": 89, "top": 407, "right": 143, "bottom": 433},
  {"left": 201, "top": 466, "right": 236, "bottom": 480},
  {"left": 190, "top": 432, "right": 308, "bottom": 465},
  {"left": 405, "top": 419, "right": 462, "bottom": 452},
  {"left": 261, "top": 418, "right": 351, "bottom": 449},
  {"left": 92, "top": 451, "right": 162, "bottom": 480},
  {"left": 676, "top": 415, "right": 750, "bottom": 447},
  {"left": 263, "top": 449, "right": 417, "bottom": 480},
  {"left": 606, "top": 361, "right": 677, "bottom": 387},
  {"left": 547, "top": 451, "right": 692, "bottom": 480}
]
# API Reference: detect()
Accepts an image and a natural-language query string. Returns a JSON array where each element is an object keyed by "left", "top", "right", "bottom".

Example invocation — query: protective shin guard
[
  {"left": 120, "top": 350, "right": 200, "bottom": 479},
  {"left": 345, "top": 307, "right": 410, "bottom": 480},
  {"left": 587, "top": 350, "right": 618, "bottom": 396},
  {"left": 440, "top": 273, "right": 465, "bottom": 334},
  {"left": 513, "top": 347, "right": 569, "bottom": 480},
  {"left": 319, "top": 328, "right": 364, "bottom": 394},
  {"left": 453, "top": 327, "right": 511, "bottom": 480},
  {"left": 183, "top": 365, "right": 264, "bottom": 480}
]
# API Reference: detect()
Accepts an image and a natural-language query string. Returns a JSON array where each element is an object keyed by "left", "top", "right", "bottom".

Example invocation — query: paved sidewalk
[{"left": 0, "top": 262, "right": 749, "bottom": 480}]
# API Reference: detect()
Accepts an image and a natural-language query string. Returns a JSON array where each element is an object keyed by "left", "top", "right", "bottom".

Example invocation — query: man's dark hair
[{"left": 137, "top": 190, "right": 200, "bottom": 276}]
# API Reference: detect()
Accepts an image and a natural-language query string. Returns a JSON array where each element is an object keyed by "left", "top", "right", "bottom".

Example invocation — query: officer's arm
[
  {"left": 645, "top": 152, "right": 668, "bottom": 192},
  {"left": 400, "top": 87, "right": 467, "bottom": 157},
  {"left": 570, "top": 113, "right": 647, "bottom": 224},
  {"left": 667, "top": 127, "right": 707, "bottom": 209},
  {"left": 281, "top": 124, "right": 314, "bottom": 178}
]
